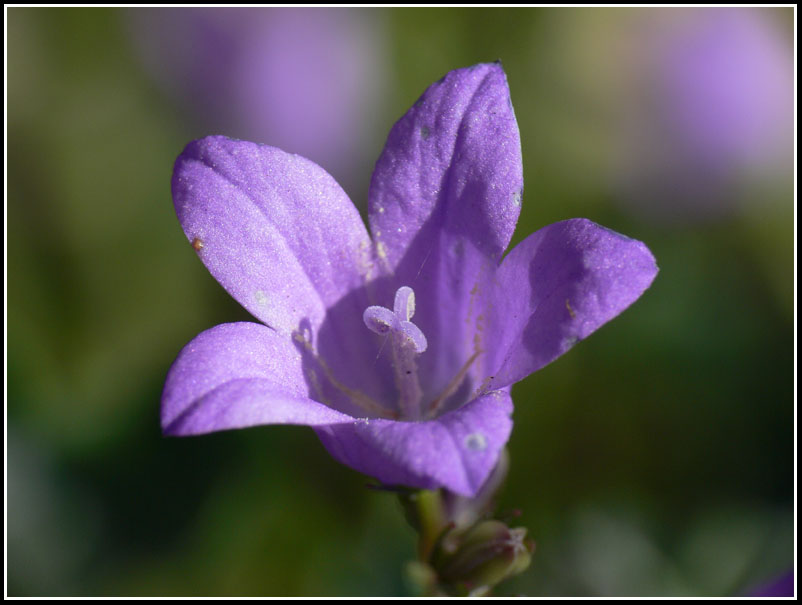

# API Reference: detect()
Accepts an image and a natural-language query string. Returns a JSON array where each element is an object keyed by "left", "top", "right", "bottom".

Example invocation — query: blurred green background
[{"left": 7, "top": 7, "right": 794, "bottom": 597}]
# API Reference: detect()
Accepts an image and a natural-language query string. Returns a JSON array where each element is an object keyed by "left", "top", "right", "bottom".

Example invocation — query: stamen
[
  {"left": 293, "top": 329, "right": 396, "bottom": 419},
  {"left": 362, "top": 286, "right": 481, "bottom": 422},
  {"left": 425, "top": 349, "right": 482, "bottom": 420}
]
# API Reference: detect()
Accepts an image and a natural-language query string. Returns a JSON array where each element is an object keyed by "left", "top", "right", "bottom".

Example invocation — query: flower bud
[{"left": 434, "top": 519, "right": 533, "bottom": 594}]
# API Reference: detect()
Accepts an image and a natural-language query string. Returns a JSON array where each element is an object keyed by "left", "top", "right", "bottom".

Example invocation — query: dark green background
[{"left": 7, "top": 7, "right": 794, "bottom": 596}]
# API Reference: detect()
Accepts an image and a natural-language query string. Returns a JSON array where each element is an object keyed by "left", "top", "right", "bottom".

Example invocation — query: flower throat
[{"left": 363, "top": 286, "right": 480, "bottom": 421}]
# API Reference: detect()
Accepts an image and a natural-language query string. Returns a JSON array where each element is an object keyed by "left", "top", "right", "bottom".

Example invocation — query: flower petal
[
  {"left": 368, "top": 62, "right": 523, "bottom": 268},
  {"left": 315, "top": 390, "right": 514, "bottom": 497},
  {"left": 162, "top": 322, "right": 353, "bottom": 436},
  {"left": 486, "top": 219, "right": 658, "bottom": 388},
  {"left": 172, "top": 136, "right": 375, "bottom": 337},
  {"left": 367, "top": 63, "right": 523, "bottom": 401}
]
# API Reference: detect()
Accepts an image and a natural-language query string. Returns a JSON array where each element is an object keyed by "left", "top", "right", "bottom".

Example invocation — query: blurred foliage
[{"left": 7, "top": 7, "right": 794, "bottom": 596}]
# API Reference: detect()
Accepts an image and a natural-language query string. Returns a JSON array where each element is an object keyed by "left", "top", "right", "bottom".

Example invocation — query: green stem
[{"left": 414, "top": 489, "right": 445, "bottom": 562}]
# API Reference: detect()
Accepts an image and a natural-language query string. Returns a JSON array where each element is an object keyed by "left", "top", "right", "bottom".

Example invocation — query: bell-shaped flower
[{"left": 162, "top": 63, "right": 657, "bottom": 496}]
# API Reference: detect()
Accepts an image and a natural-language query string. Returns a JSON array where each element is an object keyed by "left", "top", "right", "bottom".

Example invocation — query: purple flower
[
  {"left": 657, "top": 8, "right": 791, "bottom": 173},
  {"left": 618, "top": 8, "right": 792, "bottom": 220},
  {"left": 129, "top": 8, "right": 386, "bottom": 190},
  {"left": 747, "top": 570, "right": 794, "bottom": 598},
  {"left": 162, "top": 64, "right": 657, "bottom": 496}
]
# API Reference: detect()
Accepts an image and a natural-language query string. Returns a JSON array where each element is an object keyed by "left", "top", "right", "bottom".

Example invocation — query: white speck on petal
[{"left": 464, "top": 432, "right": 487, "bottom": 452}]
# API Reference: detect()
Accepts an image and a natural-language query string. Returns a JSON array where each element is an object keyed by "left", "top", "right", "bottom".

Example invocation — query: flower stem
[{"left": 412, "top": 489, "right": 445, "bottom": 562}]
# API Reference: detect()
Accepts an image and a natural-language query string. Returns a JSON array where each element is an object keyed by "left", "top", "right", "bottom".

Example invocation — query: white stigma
[
  {"left": 363, "top": 286, "right": 428, "bottom": 419},
  {"left": 394, "top": 286, "right": 415, "bottom": 321}
]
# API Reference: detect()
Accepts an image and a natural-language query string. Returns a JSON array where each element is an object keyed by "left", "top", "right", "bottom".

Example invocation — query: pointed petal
[
  {"left": 369, "top": 63, "right": 523, "bottom": 268},
  {"left": 172, "top": 136, "right": 375, "bottom": 337},
  {"left": 162, "top": 322, "right": 352, "bottom": 436},
  {"left": 315, "top": 390, "right": 514, "bottom": 497},
  {"left": 486, "top": 219, "right": 658, "bottom": 388},
  {"left": 367, "top": 64, "right": 523, "bottom": 400}
]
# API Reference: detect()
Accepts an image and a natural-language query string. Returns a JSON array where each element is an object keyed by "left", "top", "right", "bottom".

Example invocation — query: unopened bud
[{"left": 435, "top": 520, "right": 533, "bottom": 592}]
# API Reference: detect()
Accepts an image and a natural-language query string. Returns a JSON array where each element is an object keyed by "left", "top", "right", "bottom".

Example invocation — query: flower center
[{"left": 363, "top": 286, "right": 428, "bottom": 420}]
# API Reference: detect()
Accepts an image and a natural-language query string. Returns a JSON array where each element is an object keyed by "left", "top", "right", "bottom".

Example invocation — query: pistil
[{"left": 364, "top": 286, "right": 427, "bottom": 420}]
